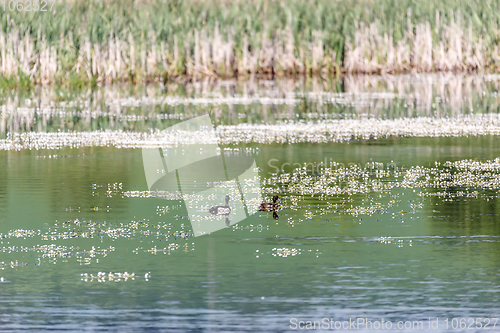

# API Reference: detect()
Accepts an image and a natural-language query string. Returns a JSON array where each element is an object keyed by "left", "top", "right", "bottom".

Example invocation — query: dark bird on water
[{"left": 259, "top": 195, "right": 280, "bottom": 220}]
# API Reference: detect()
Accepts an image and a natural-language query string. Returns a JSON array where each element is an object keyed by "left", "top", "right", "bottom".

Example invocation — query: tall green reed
[{"left": 0, "top": 0, "right": 499, "bottom": 85}]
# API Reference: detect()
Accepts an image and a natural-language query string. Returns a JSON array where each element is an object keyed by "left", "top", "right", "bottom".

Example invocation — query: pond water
[{"left": 0, "top": 75, "right": 500, "bottom": 332}]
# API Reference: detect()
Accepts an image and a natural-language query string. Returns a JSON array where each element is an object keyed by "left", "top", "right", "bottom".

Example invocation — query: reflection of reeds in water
[
  {"left": 328, "top": 74, "right": 500, "bottom": 117},
  {"left": 1, "top": 1, "right": 500, "bottom": 84},
  {"left": 1, "top": 74, "right": 500, "bottom": 135}
]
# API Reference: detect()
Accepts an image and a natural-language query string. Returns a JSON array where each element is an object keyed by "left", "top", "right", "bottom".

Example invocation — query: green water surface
[{"left": 0, "top": 136, "right": 499, "bottom": 332}]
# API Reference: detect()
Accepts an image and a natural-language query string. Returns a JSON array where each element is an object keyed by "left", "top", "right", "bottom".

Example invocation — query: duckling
[
  {"left": 259, "top": 195, "right": 279, "bottom": 212},
  {"left": 259, "top": 195, "right": 280, "bottom": 219}
]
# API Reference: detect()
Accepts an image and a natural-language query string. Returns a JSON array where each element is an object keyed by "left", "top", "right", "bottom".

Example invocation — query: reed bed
[{"left": 1, "top": 0, "right": 500, "bottom": 85}]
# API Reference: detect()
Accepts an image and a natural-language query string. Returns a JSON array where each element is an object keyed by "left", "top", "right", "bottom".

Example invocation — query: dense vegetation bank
[{"left": 1, "top": 0, "right": 500, "bottom": 86}]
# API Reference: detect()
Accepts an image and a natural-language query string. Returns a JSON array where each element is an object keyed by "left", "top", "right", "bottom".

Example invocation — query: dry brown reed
[{"left": 344, "top": 13, "right": 495, "bottom": 74}]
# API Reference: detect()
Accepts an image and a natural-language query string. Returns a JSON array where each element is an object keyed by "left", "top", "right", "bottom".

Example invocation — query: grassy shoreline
[{"left": 1, "top": 0, "right": 500, "bottom": 86}]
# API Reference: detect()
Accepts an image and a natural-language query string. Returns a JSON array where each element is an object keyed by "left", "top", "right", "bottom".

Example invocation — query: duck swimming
[
  {"left": 209, "top": 195, "right": 232, "bottom": 226},
  {"left": 259, "top": 195, "right": 280, "bottom": 220}
]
